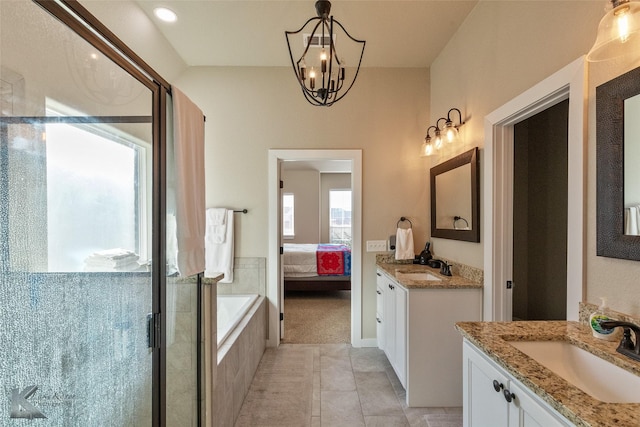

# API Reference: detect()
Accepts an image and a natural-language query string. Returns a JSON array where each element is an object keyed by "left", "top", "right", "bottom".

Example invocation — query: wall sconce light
[
  {"left": 285, "top": 0, "right": 366, "bottom": 106},
  {"left": 588, "top": 0, "right": 640, "bottom": 61},
  {"left": 443, "top": 108, "right": 463, "bottom": 144},
  {"left": 420, "top": 125, "right": 437, "bottom": 157},
  {"left": 420, "top": 108, "right": 465, "bottom": 157}
]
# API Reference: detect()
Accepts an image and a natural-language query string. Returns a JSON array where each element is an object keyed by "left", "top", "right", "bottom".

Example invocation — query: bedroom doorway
[{"left": 267, "top": 150, "right": 362, "bottom": 347}]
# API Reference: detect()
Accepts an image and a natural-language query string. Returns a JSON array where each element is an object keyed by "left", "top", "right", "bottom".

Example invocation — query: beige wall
[
  {"left": 174, "top": 67, "right": 430, "bottom": 339},
  {"left": 430, "top": 1, "right": 640, "bottom": 317}
]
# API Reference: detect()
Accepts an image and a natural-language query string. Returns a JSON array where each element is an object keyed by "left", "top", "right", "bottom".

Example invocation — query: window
[
  {"left": 283, "top": 193, "right": 295, "bottom": 238},
  {"left": 45, "top": 104, "right": 151, "bottom": 271},
  {"left": 329, "top": 189, "right": 351, "bottom": 247}
]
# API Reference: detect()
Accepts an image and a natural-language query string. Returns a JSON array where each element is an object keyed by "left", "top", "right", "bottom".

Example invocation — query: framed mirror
[
  {"left": 430, "top": 147, "right": 479, "bottom": 242},
  {"left": 596, "top": 65, "right": 640, "bottom": 260}
]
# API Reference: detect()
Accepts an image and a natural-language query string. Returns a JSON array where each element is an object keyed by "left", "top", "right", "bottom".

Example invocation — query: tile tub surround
[
  {"left": 455, "top": 321, "right": 640, "bottom": 427},
  {"left": 376, "top": 253, "right": 483, "bottom": 284},
  {"left": 377, "top": 262, "right": 483, "bottom": 289},
  {"left": 215, "top": 257, "right": 266, "bottom": 296},
  {"left": 214, "top": 296, "right": 267, "bottom": 426}
]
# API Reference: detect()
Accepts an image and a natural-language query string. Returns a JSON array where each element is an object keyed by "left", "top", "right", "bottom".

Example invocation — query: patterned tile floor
[{"left": 235, "top": 344, "right": 462, "bottom": 427}]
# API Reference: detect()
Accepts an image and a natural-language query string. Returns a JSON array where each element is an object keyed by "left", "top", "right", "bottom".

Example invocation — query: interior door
[
  {"left": 0, "top": 1, "right": 156, "bottom": 424},
  {"left": 278, "top": 160, "right": 285, "bottom": 339}
]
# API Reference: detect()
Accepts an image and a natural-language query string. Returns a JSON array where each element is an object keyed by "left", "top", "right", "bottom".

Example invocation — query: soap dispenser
[{"left": 589, "top": 297, "right": 618, "bottom": 341}]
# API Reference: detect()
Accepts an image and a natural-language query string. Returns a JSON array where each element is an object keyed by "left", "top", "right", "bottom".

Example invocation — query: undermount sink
[
  {"left": 396, "top": 272, "right": 442, "bottom": 281},
  {"left": 509, "top": 340, "right": 640, "bottom": 403}
]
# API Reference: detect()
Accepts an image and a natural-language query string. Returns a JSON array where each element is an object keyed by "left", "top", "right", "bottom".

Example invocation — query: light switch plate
[{"left": 366, "top": 240, "right": 388, "bottom": 252}]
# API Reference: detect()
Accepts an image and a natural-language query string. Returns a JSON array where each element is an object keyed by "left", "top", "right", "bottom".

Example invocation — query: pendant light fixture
[
  {"left": 285, "top": 0, "right": 366, "bottom": 106},
  {"left": 588, "top": 0, "right": 640, "bottom": 61}
]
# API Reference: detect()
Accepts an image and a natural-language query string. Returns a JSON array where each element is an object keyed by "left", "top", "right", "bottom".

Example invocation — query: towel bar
[
  {"left": 397, "top": 216, "right": 412, "bottom": 228},
  {"left": 233, "top": 209, "right": 248, "bottom": 214}
]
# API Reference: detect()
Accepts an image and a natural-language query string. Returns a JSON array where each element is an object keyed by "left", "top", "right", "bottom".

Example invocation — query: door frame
[
  {"left": 267, "top": 149, "right": 362, "bottom": 347},
  {"left": 484, "top": 56, "right": 587, "bottom": 321}
]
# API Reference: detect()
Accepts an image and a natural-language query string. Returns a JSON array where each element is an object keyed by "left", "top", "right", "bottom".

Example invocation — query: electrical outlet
[{"left": 366, "top": 240, "right": 388, "bottom": 252}]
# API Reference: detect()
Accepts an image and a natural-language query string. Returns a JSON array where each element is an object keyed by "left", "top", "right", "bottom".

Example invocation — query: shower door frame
[{"left": 31, "top": 0, "right": 172, "bottom": 424}]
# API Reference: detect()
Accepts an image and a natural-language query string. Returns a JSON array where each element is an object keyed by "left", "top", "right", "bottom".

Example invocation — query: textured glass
[{"left": 1, "top": 1, "right": 153, "bottom": 425}]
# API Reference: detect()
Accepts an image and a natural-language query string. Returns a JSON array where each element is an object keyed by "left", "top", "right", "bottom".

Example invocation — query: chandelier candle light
[{"left": 285, "top": 0, "right": 366, "bottom": 106}]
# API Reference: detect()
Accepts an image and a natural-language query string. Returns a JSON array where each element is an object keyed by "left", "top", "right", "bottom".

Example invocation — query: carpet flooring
[{"left": 281, "top": 291, "right": 351, "bottom": 344}]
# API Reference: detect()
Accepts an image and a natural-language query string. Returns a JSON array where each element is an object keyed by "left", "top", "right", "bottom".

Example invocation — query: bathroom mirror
[
  {"left": 596, "top": 65, "right": 640, "bottom": 260},
  {"left": 430, "top": 147, "right": 479, "bottom": 242}
]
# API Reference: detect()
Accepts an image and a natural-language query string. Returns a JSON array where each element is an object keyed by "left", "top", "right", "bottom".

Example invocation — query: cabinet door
[
  {"left": 463, "top": 342, "right": 509, "bottom": 427},
  {"left": 394, "top": 284, "right": 407, "bottom": 387},
  {"left": 383, "top": 279, "right": 396, "bottom": 367},
  {"left": 508, "top": 382, "right": 570, "bottom": 427},
  {"left": 376, "top": 286, "right": 384, "bottom": 351}
]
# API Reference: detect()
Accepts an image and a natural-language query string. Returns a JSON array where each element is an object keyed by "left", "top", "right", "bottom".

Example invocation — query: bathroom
[{"left": 2, "top": 0, "right": 640, "bottom": 426}]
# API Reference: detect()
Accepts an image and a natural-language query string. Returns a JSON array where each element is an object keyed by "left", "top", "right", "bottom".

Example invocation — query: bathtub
[{"left": 217, "top": 294, "right": 259, "bottom": 347}]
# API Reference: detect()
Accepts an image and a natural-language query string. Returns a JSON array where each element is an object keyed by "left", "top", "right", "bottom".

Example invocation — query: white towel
[
  {"left": 395, "top": 228, "right": 415, "bottom": 260},
  {"left": 206, "top": 208, "right": 227, "bottom": 243},
  {"left": 209, "top": 208, "right": 227, "bottom": 226},
  {"left": 205, "top": 209, "right": 234, "bottom": 283}
]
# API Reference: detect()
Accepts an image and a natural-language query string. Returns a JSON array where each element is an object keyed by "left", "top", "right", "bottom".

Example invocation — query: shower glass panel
[{"left": 1, "top": 1, "right": 154, "bottom": 425}]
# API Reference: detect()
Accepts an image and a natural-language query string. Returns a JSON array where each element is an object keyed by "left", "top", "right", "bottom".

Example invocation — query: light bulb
[
  {"left": 444, "top": 123, "right": 459, "bottom": 144},
  {"left": 617, "top": 7, "right": 631, "bottom": 41},
  {"left": 434, "top": 131, "right": 443, "bottom": 150},
  {"left": 420, "top": 138, "right": 434, "bottom": 157}
]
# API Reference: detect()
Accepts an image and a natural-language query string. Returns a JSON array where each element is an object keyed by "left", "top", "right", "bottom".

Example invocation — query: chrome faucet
[{"left": 599, "top": 320, "right": 640, "bottom": 362}]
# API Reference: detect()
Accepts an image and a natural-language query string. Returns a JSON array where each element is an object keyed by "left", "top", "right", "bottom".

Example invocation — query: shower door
[{"left": 1, "top": 1, "right": 159, "bottom": 425}]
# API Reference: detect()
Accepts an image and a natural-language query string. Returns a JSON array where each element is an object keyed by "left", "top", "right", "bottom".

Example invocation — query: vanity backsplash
[{"left": 579, "top": 301, "right": 640, "bottom": 327}]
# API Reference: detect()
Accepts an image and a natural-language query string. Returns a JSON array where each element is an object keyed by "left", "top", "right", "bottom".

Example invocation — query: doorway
[
  {"left": 280, "top": 166, "right": 353, "bottom": 343},
  {"left": 512, "top": 100, "right": 569, "bottom": 321},
  {"left": 484, "top": 57, "right": 586, "bottom": 322},
  {"left": 267, "top": 150, "right": 362, "bottom": 347}
]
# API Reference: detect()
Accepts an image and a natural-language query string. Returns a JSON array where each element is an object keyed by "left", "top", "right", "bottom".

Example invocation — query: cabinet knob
[
  {"left": 389, "top": 284, "right": 394, "bottom": 290},
  {"left": 376, "top": 316, "right": 382, "bottom": 324},
  {"left": 377, "top": 272, "right": 381, "bottom": 276},
  {"left": 492, "top": 380, "right": 504, "bottom": 392},
  {"left": 503, "top": 389, "right": 515, "bottom": 403}
]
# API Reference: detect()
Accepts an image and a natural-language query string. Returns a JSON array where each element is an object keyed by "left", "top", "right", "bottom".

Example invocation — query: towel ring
[{"left": 397, "top": 217, "right": 413, "bottom": 228}]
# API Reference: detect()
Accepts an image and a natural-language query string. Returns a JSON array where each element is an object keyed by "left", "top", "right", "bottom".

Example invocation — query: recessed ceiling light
[{"left": 154, "top": 7, "right": 177, "bottom": 23}]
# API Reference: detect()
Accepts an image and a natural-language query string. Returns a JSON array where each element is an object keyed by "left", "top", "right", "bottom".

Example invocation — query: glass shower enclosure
[{"left": 0, "top": 1, "right": 197, "bottom": 425}]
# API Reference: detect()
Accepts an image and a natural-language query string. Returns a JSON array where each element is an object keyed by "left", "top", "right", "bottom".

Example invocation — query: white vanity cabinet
[
  {"left": 376, "top": 268, "right": 482, "bottom": 407},
  {"left": 463, "top": 340, "right": 571, "bottom": 427},
  {"left": 377, "top": 269, "right": 407, "bottom": 387}
]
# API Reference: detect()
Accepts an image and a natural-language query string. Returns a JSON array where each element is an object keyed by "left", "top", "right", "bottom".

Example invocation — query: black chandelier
[{"left": 285, "top": 0, "right": 366, "bottom": 107}]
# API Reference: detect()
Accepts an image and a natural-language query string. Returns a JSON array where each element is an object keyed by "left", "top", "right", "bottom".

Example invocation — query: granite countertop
[
  {"left": 456, "top": 321, "right": 640, "bottom": 427},
  {"left": 376, "top": 262, "right": 483, "bottom": 289}
]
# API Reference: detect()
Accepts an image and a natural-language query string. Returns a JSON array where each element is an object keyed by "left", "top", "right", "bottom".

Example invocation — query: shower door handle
[{"left": 147, "top": 313, "right": 160, "bottom": 349}]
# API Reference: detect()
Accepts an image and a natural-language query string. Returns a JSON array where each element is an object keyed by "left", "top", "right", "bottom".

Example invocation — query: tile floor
[{"left": 235, "top": 344, "right": 462, "bottom": 427}]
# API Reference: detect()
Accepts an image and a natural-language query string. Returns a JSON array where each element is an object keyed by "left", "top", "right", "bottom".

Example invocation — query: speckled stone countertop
[
  {"left": 456, "top": 321, "right": 640, "bottom": 427},
  {"left": 376, "top": 262, "right": 483, "bottom": 289}
]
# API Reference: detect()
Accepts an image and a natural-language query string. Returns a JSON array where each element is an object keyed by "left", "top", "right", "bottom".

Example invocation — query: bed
[{"left": 283, "top": 243, "right": 351, "bottom": 291}]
